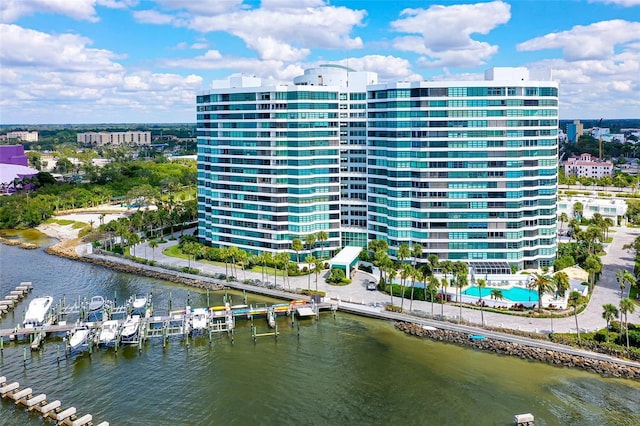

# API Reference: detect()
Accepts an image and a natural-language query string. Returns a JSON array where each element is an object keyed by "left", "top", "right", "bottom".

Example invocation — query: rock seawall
[
  {"left": 396, "top": 322, "right": 640, "bottom": 380},
  {"left": 45, "top": 242, "right": 224, "bottom": 291}
]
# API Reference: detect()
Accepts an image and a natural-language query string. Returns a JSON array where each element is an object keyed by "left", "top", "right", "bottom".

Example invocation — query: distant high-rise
[
  {"left": 567, "top": 120, "right": 583, "bottom": 143},
  {"left": 197, "top": 66, "right": 558, "bottom": 271}
]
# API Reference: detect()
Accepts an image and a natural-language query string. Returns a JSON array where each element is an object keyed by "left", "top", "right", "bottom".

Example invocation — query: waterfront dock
[
  {"left": 0, "top": 375, "right": 108, "bottom": 425},
  {"left": 0, "top": 282, "right": 33, "bottom": 317},
  {"left": 0, "top": 296, "right": 337, "bottom": 353}
]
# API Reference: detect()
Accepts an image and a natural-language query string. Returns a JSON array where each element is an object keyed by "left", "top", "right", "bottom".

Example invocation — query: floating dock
[{"left": 0, "top": 375, "right": 108, "bottom": 426}]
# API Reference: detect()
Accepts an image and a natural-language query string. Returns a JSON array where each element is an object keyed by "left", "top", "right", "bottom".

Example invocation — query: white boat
[
  {"left": 89, "top": 296, "right": 105, "bottom": 311},
  {"left": 98, "top": 320, "right": 119, "bottom": 347},
  {"left": 120, "top": 316, "right": 140, "bottom": 344},
  {"left": 23, "top": 296, "right": 54, "bottom": 328},
  {"left": 190, "top": 308, "right": 208, "bottom": 336},
  {"left": 68, "top": 325, "right": 92, "bottom": 354},
  {"left": 132, "top": 296, "right": 147, "bottom": 315}
]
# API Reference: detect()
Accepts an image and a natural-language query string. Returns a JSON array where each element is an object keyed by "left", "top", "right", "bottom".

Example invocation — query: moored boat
[
  {"left": 98, "top": 320, "right": 119, "bottom": 347},
  {"left": 23, "top": 296, "right": 54, "bottom": 328},
  {"left": 89, "top": 295, "right": 105, "bottom": 311},
  {"left": 132, "top": 296, "right": 147, "bottom": 315},
  {"left": 120, "top": 316, "right": 140, "bottom": 344},
  {"left": 190, "top": 308, "right": 208, "bottom": 336},
  {"left": 68, "top": 325, "right": 92, "bottom": 354}
]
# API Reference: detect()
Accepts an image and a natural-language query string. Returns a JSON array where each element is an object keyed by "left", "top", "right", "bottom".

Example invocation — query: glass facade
[{"left": 197, "top": 67, "right": 558, "bottom": 269}]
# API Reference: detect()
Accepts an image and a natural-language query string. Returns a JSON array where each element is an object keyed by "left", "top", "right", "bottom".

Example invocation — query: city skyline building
[{"left": 197, "top": 66, "right": 559, "bottom": 270}]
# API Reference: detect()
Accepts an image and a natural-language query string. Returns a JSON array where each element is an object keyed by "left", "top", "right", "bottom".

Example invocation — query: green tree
[
  {"left": 148, "top": 239, "right": 159, "bottom": 260},
  {"left": 552, "top": 271, "right": 570, "bottom": 298},
  {"left": 313, "top": 257, "right": 324, "bottom": 292},
  {"left": 573, "top": 201, "right": 584, "bottom": 219},
  {"left": 559, "top": 212, "right": 569, "bottom": 231},
  {"left": 411, "top": 243, "right": 423, "bottom": 268},
  {"left": 529, "top": 272, "right": 555, "bottom": 311},
  {"left": 426, "top": 275, "right": 439, "bottom": 316},
  {"left": 568, "top": 290, "right": 583, "bottom": 345},
  {"left": 182, "top": 241, "right": 199, "bottom": 269},
  {"left": 292, "top": 238, "right": 303, "bottom": 263},
  {"left": 316, "top": 230, "right": 328, "bottom": 259},
  {"left": 583, "top": 254, "right": 603, "bottom": 292},
  {"left": 490, "top": 288, "right": 504, "bottom": 302},
  {"left": 305, "top": 233, "right": 316, "bottom": 256},
  {"left": 409, "top": 267, "right": 423, "bottom": 311},
  {"left": 399, "top": 263, "right": 413, "bottom": 311},
  {"left": 305, "top": 254, "right": 316, "bottom": 291},
  {"left": 477, "top": 278, "right": 487, "bottom": 326},
  {"left": 619, "top": 298, "right": 636, "bottom": 349},
  {"left": 601, "top": 303, "right": 618, "bottom": 343}
]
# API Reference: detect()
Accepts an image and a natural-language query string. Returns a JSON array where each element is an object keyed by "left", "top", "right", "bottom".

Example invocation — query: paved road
[{"left": 132, "top": 227, "right": 640, "bottom": 335}]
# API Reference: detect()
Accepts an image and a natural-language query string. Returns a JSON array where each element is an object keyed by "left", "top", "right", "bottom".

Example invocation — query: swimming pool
[{"left": 462, "top": 286, "right": 539, "bottom": 303}]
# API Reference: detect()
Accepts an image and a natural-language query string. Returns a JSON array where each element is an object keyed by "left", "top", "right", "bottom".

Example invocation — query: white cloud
[
  {"left": 133, "top": 9, "right": 174, "bottom": 25},
  {"left": 0, "top": 24, "right": 202, "bottom": 123},
  {"left": 525, "top": 53, "right": 639, "bottom": 118},
  {"left": 151, "top": 0, "right": 243, "bottom": 15},
  {"left": 134, "top": 1, "right": 366, "bottom": 61},
  {"left": 517, "top": 20, "right": 640, "bottom": 61},
  {"left": 588, "top": 0, "right": 640, "bottom": 6},
  {"left": 334, "top": 55, "right": 423, "bottom": 82},
  {"left": 390, "top": 1, "right": 510, "bottom": 68},
  {"left": 0, "top": 0, "right": 134, "bottom": 23}
]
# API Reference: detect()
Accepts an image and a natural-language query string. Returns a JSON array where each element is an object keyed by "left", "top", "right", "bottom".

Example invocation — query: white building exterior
[
  {"left": 77, "top": 131, "right": 151, "bottom": 146},
  {"left": 557, "top": 195, "right": 626, "bottom": 220},
  {"left": 564, "top": 153, "right": 613, "bottom": 178},
  {"left": 7, "top": 131, "right": 38, "bottom": 142}
]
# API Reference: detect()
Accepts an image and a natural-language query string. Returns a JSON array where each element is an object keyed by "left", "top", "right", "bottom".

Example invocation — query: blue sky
[{"left": 1, "top": 0, "right": 639, "bottom": 124}]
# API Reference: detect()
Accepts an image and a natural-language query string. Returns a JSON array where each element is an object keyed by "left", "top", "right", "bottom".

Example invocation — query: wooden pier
[
  {"left": 0, "top": 375, "right": 108, "bottom": 426},
  {"left": 0, "top": 282, "right": 33, "bottom": 317}
]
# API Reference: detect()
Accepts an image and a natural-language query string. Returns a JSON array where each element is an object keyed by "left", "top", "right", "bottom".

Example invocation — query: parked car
[{"left": 366, "top": 280, "right": 377, "bottom": 291}]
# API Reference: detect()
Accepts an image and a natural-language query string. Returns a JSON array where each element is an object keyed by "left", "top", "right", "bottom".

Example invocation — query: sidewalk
[{"left": 132, "top": 229, "right": 640, "bottom": 335}]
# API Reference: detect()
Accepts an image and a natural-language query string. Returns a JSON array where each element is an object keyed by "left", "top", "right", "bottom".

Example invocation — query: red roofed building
[{"left": 564, "top": 153, "right": 613, "bottom": 179}]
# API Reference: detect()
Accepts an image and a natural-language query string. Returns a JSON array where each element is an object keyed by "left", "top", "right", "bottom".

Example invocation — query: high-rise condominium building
[{"left": 196, "top": 66, "right": 558, "bottom": 270}]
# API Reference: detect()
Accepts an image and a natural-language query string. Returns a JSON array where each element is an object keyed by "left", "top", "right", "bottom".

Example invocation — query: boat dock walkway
[
  {"left": 0, "top": 298, "right": 337, "bottom": 352},
  {"left": 0, "top": 375, "right": 108, "bottom": 426},
  {"left": 0, "top": 282, "right": 33, "bottom": 318}
]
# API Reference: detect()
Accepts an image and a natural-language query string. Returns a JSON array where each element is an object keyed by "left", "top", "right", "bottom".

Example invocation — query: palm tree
[
  {"left": 622, "top": 270, "right": 636, "bottom": 299},
  {"left": 305, "top": 234, "right": 316, "bottom": 257},
  {"left": 454, "top": 268, "right": 468, "bottom": 323},
  {"left": 559, "top": 212, "right": 569, "bottom": 232},
  {"left": 528, "top": 272, "right": 555, "bottom": 311},
  {"left": 313, "top": 258, "right": 324, "bottom": 292},
  {"left": 583, "top": 254, "right": 602, "bottom": 292},
  {"left": 427, "top": 275, "right": 439, "bottom": 317},
  {"left": 616, "top": 269, "right": 627, "bottom": 300},
  {"left": 411, "top": 243, "right": 423, "bottom": 268},
  {"left": 148, "top": 239, "right": 159, "bottom": 260},
  {"left": 316, "top": 230, "right": 328, "bottom": 259},
  {"left": 439, "top": 277, "right": 448, "bottom": 317},
  {"left": 410, "top": 267, "right": 422, "bottom": 311},
  {"left": 490, "top": 288, "right": 504, "bottom": 302},
  {"left": 292, "top": 238, "right": 303, "bottom": 264},
  {"left": 619, "top": 298, "right": 636, "bottom": 349},
  {"left": 477, "top": 278, "right": 487, "bottom": 326},
  {"left": 397, "top": 243, "right": 411, "bottom": 264},
  {"left": 305, "top": 255, "right": 316, "bottom": 291},
  {"left": 276, "top": 252, "right": 291, "bottom": 289},
  {"left": 568, "top": 290, "right": 583, "bottom": 345},
  {"left": 601, "top": 303, "right": 618, "bottom": 343},
  {"left": 399, "top": 263, "right": 413, "bottom": 311},
  {"left": 552, "top": 271, "right": 570, "bottom": 299}
]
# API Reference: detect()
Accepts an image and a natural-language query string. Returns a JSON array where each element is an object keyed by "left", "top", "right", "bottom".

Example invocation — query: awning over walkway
[{"left": 328, "top": 246, "right": 362, "bottom": 279}]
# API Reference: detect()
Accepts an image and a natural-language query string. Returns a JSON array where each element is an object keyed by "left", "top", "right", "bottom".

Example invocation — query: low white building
[
  {"left": 557, "top": 195, "right": 626, "bottom": 220},
  {"left": 77, "top": 131, "right": 151, "bottom": 146},
  {"left": 7, "top": 131, "right": 38, "bottom": 142},
  {"left": 564, "top": 153, "right": 613, "bottom": 178}
]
